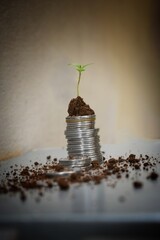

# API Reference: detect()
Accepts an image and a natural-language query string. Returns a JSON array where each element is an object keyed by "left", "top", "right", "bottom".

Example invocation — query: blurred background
[{"left": 0, "top": 0, "right": 159, "bottom": 160}]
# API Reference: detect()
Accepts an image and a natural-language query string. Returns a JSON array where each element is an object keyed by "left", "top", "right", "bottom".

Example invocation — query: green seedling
[{"left": 68, "top": 63, "right": 93, "bottom": 96}]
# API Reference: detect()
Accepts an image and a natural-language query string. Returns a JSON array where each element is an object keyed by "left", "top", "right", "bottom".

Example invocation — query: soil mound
[{"left": 68, "top": 96, "right": 95, "bottom": 116}]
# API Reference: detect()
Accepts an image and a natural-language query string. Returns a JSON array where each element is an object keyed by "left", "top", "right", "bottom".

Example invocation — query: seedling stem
[{"left": 68, "top": 63, "right": 93, "bottom": 97}]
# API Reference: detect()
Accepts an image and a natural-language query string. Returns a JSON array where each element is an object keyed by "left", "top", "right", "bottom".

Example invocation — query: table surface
[{"left": 0, "top": 139, "right": 160, "bottom": 239}]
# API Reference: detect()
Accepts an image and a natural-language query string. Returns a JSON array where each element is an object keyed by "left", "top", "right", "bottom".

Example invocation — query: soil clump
[{"left": 68, "top": 96, "right": 95, "bottom": 116}]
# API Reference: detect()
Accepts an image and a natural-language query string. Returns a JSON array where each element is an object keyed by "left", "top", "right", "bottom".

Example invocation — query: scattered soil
[
  {"left": 147, "top": 171, "right": 159, "bottom": 180},
  {"left": 0, "top": 153, "right": 159, "bottom": 201},
  {"left": 91, "top": 160, "right": 100, "bottom": 169},
  {"left": 133, "top": 181, "right": 143, "bottom": 189},
  {"left": 54, "top": 164, "right": 64, "bottom": 172},
  {"left": 68, "top": 96, "right": 95, "bottom": 116},
  {"left": 57, "top": 178, "right": 70, "bottom": 190}
]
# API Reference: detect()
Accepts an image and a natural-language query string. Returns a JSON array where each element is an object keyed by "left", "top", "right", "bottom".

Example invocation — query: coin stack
[{"left": 64, "top": 115, "right": 103, "bottom": 165}]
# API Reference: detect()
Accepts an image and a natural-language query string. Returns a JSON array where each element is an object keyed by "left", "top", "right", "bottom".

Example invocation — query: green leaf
[
  {"left": 83, "top": 63, "right": 93, "bottom": 67},
  {"left": 68, "top": 63, "right": 93, "bottom": 72},
  {"left": 68, "top": 63, "right": 81, "bottom": 68}
]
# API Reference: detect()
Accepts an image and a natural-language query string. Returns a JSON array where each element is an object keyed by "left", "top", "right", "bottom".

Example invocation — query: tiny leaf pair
[{"left": 68, "top": 63, "right": 93, "bottom": 97}]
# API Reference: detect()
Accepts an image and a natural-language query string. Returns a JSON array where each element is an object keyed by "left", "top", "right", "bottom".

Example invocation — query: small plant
[{"left": 68, "top": 63, "right": 93, "bottom": 97}]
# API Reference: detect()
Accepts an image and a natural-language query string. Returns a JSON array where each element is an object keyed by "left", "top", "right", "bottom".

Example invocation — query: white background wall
[{"left": 0, "top": 0, "right": 160, "bottom": 160}]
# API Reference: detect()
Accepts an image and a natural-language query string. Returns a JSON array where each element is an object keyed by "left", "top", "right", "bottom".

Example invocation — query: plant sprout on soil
[{"left": 68, "top": 63, "right": 93, "bottom": 97}]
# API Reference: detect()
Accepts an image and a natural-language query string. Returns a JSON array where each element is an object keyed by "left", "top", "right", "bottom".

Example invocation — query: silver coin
[
  {"left": 67, "top": 141, "right": 98, "bottom": 144},
  {"left": 65, "top": 131, "right": 99, "bottom": 136},
  {"left": 65, "top": 132, "right": 99, "bottom": 137},
  {"left": 65, "top": 133, "right": 98, "bottom": 138},
  {"left": 68, "top": 142, "right": 100, "bottom": 146},
  {"left": 67, "top": 144, "right": 101, "bottom": 149},
  {"left": 67, "top": 147, "right": 101, "bottom": 152},
  {"left": 65, "top": 128, "right": 98, "bottom": 132},
  {"left": 65, "top": 128, "right": 99, "bottom": 132},
  {"left": 66, "top": 125, "right": 95, "bottom": 129},
  {"left": 70, "top": 131, "right": 98, "bottom": 134},
  {"left": 66, "top": 124, "right": 95, "bottom": 127},
  {"left": 59, "top": 158, "right": 91, "bottom": 167},
  {"left": 67, "top": 134, "right": 100, "bottom": 138},
  {"left": 67, "top": 146, "right": 101, "bottom": 151},
  {"left": 67, "top": 151, "right": 101, "bottom": 156},
  {"left": 66, "top": 121, "right": 95, "bottom": 125},
  {"left": 67, "top": 148, "right": 98, "bottom": 153},
  {"left": 65, "top": 127, "right": 99, "bottom": 132},
  {"left": 67, "top": 152, "right": 102, "bottom": 159},
  {"left": 67, "top": 142, "right": 100, "bottom": 147},
  {"left": 67, "top": 137, "right": 100, "bottom": 142},
  {"left": 67, "top": 141, "right": 100, "bottom": 145},
  {"left": 45, "top": 169, "right": 81, "bottom": 178},
  {"left": 66, "top": 114, "right": 96, "bottom": 121}
]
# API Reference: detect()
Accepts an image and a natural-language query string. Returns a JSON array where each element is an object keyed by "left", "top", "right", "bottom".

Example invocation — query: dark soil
[
  {"left": 57, "top": 178, "right": 70, "bottom": 190},
  {"left": 133, "top": 181, "right": 143, "bottom": 189},
  {"left": 68, "top": 96, "right": 95, "bottom": 116},
  {"left": 147, "top": 171, "right": 159, "bottom": 180}
]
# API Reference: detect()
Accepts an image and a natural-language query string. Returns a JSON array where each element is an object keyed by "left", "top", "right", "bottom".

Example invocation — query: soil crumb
[
  {"left": 68, "top": 96, "right": 95, "bottom": 116},
  {"left": 147, "top": 171, "right": 159, "bottom": 180},
  {"left": 57, "top": 178, "right": 70, "bottom": 190},
  {"left": 133, "top": 181, "right": 143, "bottom": 189}
]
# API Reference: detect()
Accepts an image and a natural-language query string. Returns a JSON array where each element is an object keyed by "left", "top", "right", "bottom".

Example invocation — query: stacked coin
[{"left": 64, "top": 115, "right": 103, "bottom": 164}]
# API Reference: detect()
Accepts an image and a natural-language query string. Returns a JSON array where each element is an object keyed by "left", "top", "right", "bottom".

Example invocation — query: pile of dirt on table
[{"left": 68, "top": 96, "right": 95, "bottom": 116}]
